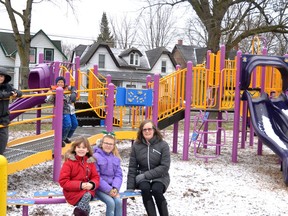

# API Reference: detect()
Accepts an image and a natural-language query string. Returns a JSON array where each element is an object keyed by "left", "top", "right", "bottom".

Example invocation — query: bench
[
  {"left": 7, "top": 191, "right": 34, "bottom": 216},
  {"left": 7, "top": 191, "right": 17, "bottom": 197},
  {"left": 7, "top": 190, "right": 141, "bottom": 216}
]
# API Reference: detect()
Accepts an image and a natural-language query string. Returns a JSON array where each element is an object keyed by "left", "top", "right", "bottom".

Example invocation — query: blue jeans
[
  {"left": 95, "top": 190, "right": 122, "bottom": 216},
  {"left": 62, "top": 114, "right": 78, "bottom": 140}
]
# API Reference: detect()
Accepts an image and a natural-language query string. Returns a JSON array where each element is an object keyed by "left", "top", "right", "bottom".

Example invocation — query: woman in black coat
[{"left": 127, "top": 119, "right": 170, "bottom": 216}]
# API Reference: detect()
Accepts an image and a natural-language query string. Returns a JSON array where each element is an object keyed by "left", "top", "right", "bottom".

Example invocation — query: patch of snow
[
  {"left": 262, "top": 115, "right": 287, "bottom": 150},
  {"left": 6, "top": 130, "right": 288, "bottom": 216}
]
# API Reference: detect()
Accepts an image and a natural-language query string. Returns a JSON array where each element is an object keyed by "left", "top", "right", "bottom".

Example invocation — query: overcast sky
[
  {"left": 0, "top": 0, "right": 192, "bottom": 48},
  {"left": 0, "top": 0, "right": 143, "bottom": 45}
]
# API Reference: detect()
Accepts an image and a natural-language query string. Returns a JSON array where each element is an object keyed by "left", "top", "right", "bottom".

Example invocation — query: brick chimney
[{"left": 178, "top": 40, "right": 183, "bottom": 45}]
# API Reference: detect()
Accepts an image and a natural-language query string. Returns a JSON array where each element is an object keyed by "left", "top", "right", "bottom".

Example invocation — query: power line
[{"left": 0, "top": 28, "right": 97, "bottom": 42}]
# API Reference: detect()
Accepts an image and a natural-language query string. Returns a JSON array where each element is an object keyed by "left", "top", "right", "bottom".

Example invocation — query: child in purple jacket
[{"left": 93, "top": 133, "right": 123, "bottom": 216}]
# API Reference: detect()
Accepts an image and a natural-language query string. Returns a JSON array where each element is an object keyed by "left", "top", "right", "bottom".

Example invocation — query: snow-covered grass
[{"left": 7, "top": 130, "right": 288, "bottom": 216}]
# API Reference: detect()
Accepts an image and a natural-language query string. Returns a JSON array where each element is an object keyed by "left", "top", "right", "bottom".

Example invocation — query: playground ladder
[{"left": 190, "top": 111, "right": 228, "bottom": 162}]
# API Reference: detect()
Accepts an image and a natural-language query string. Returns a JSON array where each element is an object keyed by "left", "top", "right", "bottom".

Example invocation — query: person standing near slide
[{"left": 0, "top": 67, "right": 22, "bottom": 155}]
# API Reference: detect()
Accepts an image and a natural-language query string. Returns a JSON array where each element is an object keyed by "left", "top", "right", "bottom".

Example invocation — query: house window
[
  {"left": 161, "top": 60, "right": 167, "bottom": 73},
  {"left": 126, "top": 84, "right": 136, "bottom": 88},
  {"left": 44, "top": 49, "right": 54, "bottom": 61},
  {"left": 99, "top": 54, "right": 105, "bottom": 68},
  {"left": 29, "top": 48, "right": 37, "bottom": 63},
  {"left": 129, "top": 53, "right": 140, "bottom": 66},
  {"left": 135, "top": 54, "right": 139, "bottom": 65},
  {"left": 129, "top": 54, "right": 134, "bottom": 65}
]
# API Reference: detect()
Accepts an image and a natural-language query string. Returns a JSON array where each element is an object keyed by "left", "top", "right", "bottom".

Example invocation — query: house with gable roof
[
  {"left": 72, "top": 42, "right": 177, "bottom": 89},
  {"left": 172, "top": 40, "right": 237, "bottom": 69},
  {"left": 171, "top": 40, "right": 207, "bottom": 68},
  {"left": 0, "top": 29, "right": 67, "bottom": 88}
]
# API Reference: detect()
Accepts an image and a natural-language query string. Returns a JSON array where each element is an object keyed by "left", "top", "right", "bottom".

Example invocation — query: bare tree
[
  {"left": 0, "top": 0, "right": 76, "bottom": 88},
  {"left": 149, "top": 0, "right": 288, "bottom": 54},
  {"left": 138, "top": 0, "right": 180, "bottom": 50},
  {"left": 185, "top": 17, "right": 207, "bottom": 47},
  {"left": 62, "top": 43, "right": 76, "bottom": 61},
  {"left": 268, "top": 33, "right": 288, "bottom": 56},
  {"left": 110, "top": 15, "right": 139, "bottom": 49}
]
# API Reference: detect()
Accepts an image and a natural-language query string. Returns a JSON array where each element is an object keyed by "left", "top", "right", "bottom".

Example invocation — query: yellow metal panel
[
  {"left": 0, "top": 156, "right": 7, "bottom": 216},
  {"left": 7, "top": 130, "right": 54, "bottom": 147},
  {"left": 115, "top": 131, "right": 137, "bottom": 140},
  {"left": 8, "top": 150, "right": 53, "bottom": 175},
  {"left": 88, "top": 133, "right": 104, "bottom": 147}
]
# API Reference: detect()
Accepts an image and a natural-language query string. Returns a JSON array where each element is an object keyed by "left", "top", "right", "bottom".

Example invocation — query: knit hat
[
  {"left": 0, "top": 67, "right": 12, "bottom": 83},
  {"left": 55, "top": 76, "right": 66, "bottom": 85}
]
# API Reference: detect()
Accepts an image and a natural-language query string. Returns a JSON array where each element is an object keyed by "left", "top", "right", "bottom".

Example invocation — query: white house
[
  {"left": 0, "top": 29, "right": 67, "bottom": 88},
  {"left": 71, "top": 42, "right": 177, "bottom": 89}
]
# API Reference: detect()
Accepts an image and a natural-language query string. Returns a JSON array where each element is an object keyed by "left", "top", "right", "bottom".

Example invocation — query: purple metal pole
[
  {"left": 39, "top": 53, "right": 44, "bottom": 64},
  {"left": 183, "top": 61, "right": 193, "bottom": 160},
  {"left": 241, "top": 101, "right": 248, "bottom": 148},
  {"left": 36, "top": 105, "right": 41, "bottom": 135},
  {"left": 54, "top": 62, "right": 60, "bottom": 81},
  {"left": 104, "top": 74, "right": 112, "bottom": 129},
  {"left": 107, "top": 74, "right": 112, "bottom": 84},
  {"left": 52, "top": 67, "right": 61, "bottom": 131},
  {"left": 216, "top": 45, "right": 226, "bottom": 155},
  {"left": 65, "top": 71, "right": 70, "bottom": 86},
  {"left": 257, "top": 47, "right": 267, "bottom": 154},
  {"left": 146, "top": 75, "right": 152, "bottom": 119},
  {"left": 53, "top": 87, "right": 63, "bottom": 182},
  {"left": 34, "top": 197, "right": 66, "bottom": 204},
  {"left": 106, "top": 83, "right": 115, "bottom": 132},
  {"left": 152, "top": 74, "right": 160, "bottom": 127},
  {"left": 75, "top": 56, "right": 80, "bottom": 90},
  {"left": 203, "top": 122, "right": 208, "bottom": 148},
  {"left": 218, "top": 45, "right": 226, "bottom": 108},
  {"left": 173, "top": 123, "right": 179, "bottom": 154},
  {"left": 122, "top": 199, "right": 127, "bottom": 216},
  {"left": 94, "top": 65, "right": 99, "bottom": 76},
  {"left": 248, "top": 64, "right": 257, "bottom": 148},
  {"left": 232, "top": 51, "right": 242, "bottom": 162},
  {"left": 172, "top": 65, "right": 181, "bottom": 154},
  {"left": 204, "top": 50, "right": 211, "bottom": 145},
  {"left": 249, "top": 120, "right": 254, "bottom": 146},
  {"left": 22, "top": 206, "right": 28, "bottom": 216}
]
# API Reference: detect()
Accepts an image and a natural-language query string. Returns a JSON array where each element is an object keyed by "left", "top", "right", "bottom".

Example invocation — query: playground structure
[
  {"left": 2, "top": 43, "right": 288, "bottom": 214},
  {"left": 3, "top": 45, "right": 287, "bottom": 170}
]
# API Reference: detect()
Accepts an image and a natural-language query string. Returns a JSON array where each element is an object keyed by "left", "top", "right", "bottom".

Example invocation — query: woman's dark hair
[{"left": 136, "top": 119, "right": 163, "bottom": 143}]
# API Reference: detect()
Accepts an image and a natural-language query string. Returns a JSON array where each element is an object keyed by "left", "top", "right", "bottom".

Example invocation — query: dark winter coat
[
  {"left": 45, "top": 85, "right": 77, "bottom": 114},
  {"left": 59, "top": 154, "right": 100, "bottom": 205},
  {"left": 0, "top": 69, "right": 22, "bottom": 126},
  {"left": 126, "top": 136, "right": 171, "bottom": 192},
  {"left": 93, "top": 147, "right": 122, "bottom": 194}
]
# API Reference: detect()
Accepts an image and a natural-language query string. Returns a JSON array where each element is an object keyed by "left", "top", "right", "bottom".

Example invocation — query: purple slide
[
  {"left": 9, "top": 63, "right": 52, "bottom": 121},
  {"left": 9, "top": 96, "right": 47, "bottom": 120}
]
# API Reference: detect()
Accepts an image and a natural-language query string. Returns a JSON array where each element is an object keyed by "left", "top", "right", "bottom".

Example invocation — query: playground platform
[{"left": 4, "top": 126, "right": 137, "bottom": 174}]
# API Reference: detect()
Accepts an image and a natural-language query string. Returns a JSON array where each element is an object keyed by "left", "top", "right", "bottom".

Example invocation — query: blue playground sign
[{"left": 116, "top": 87, "right": 153, "bottom": 106}]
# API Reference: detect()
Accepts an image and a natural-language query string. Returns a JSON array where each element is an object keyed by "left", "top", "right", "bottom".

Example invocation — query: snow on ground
[{"left": 7, "top": 130, "right": 288, "bottom": 216}]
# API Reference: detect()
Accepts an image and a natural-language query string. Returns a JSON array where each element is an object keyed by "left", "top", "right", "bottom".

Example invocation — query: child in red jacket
[{"left": 59, "top": 136, "right": 100, "bottom": 216}]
